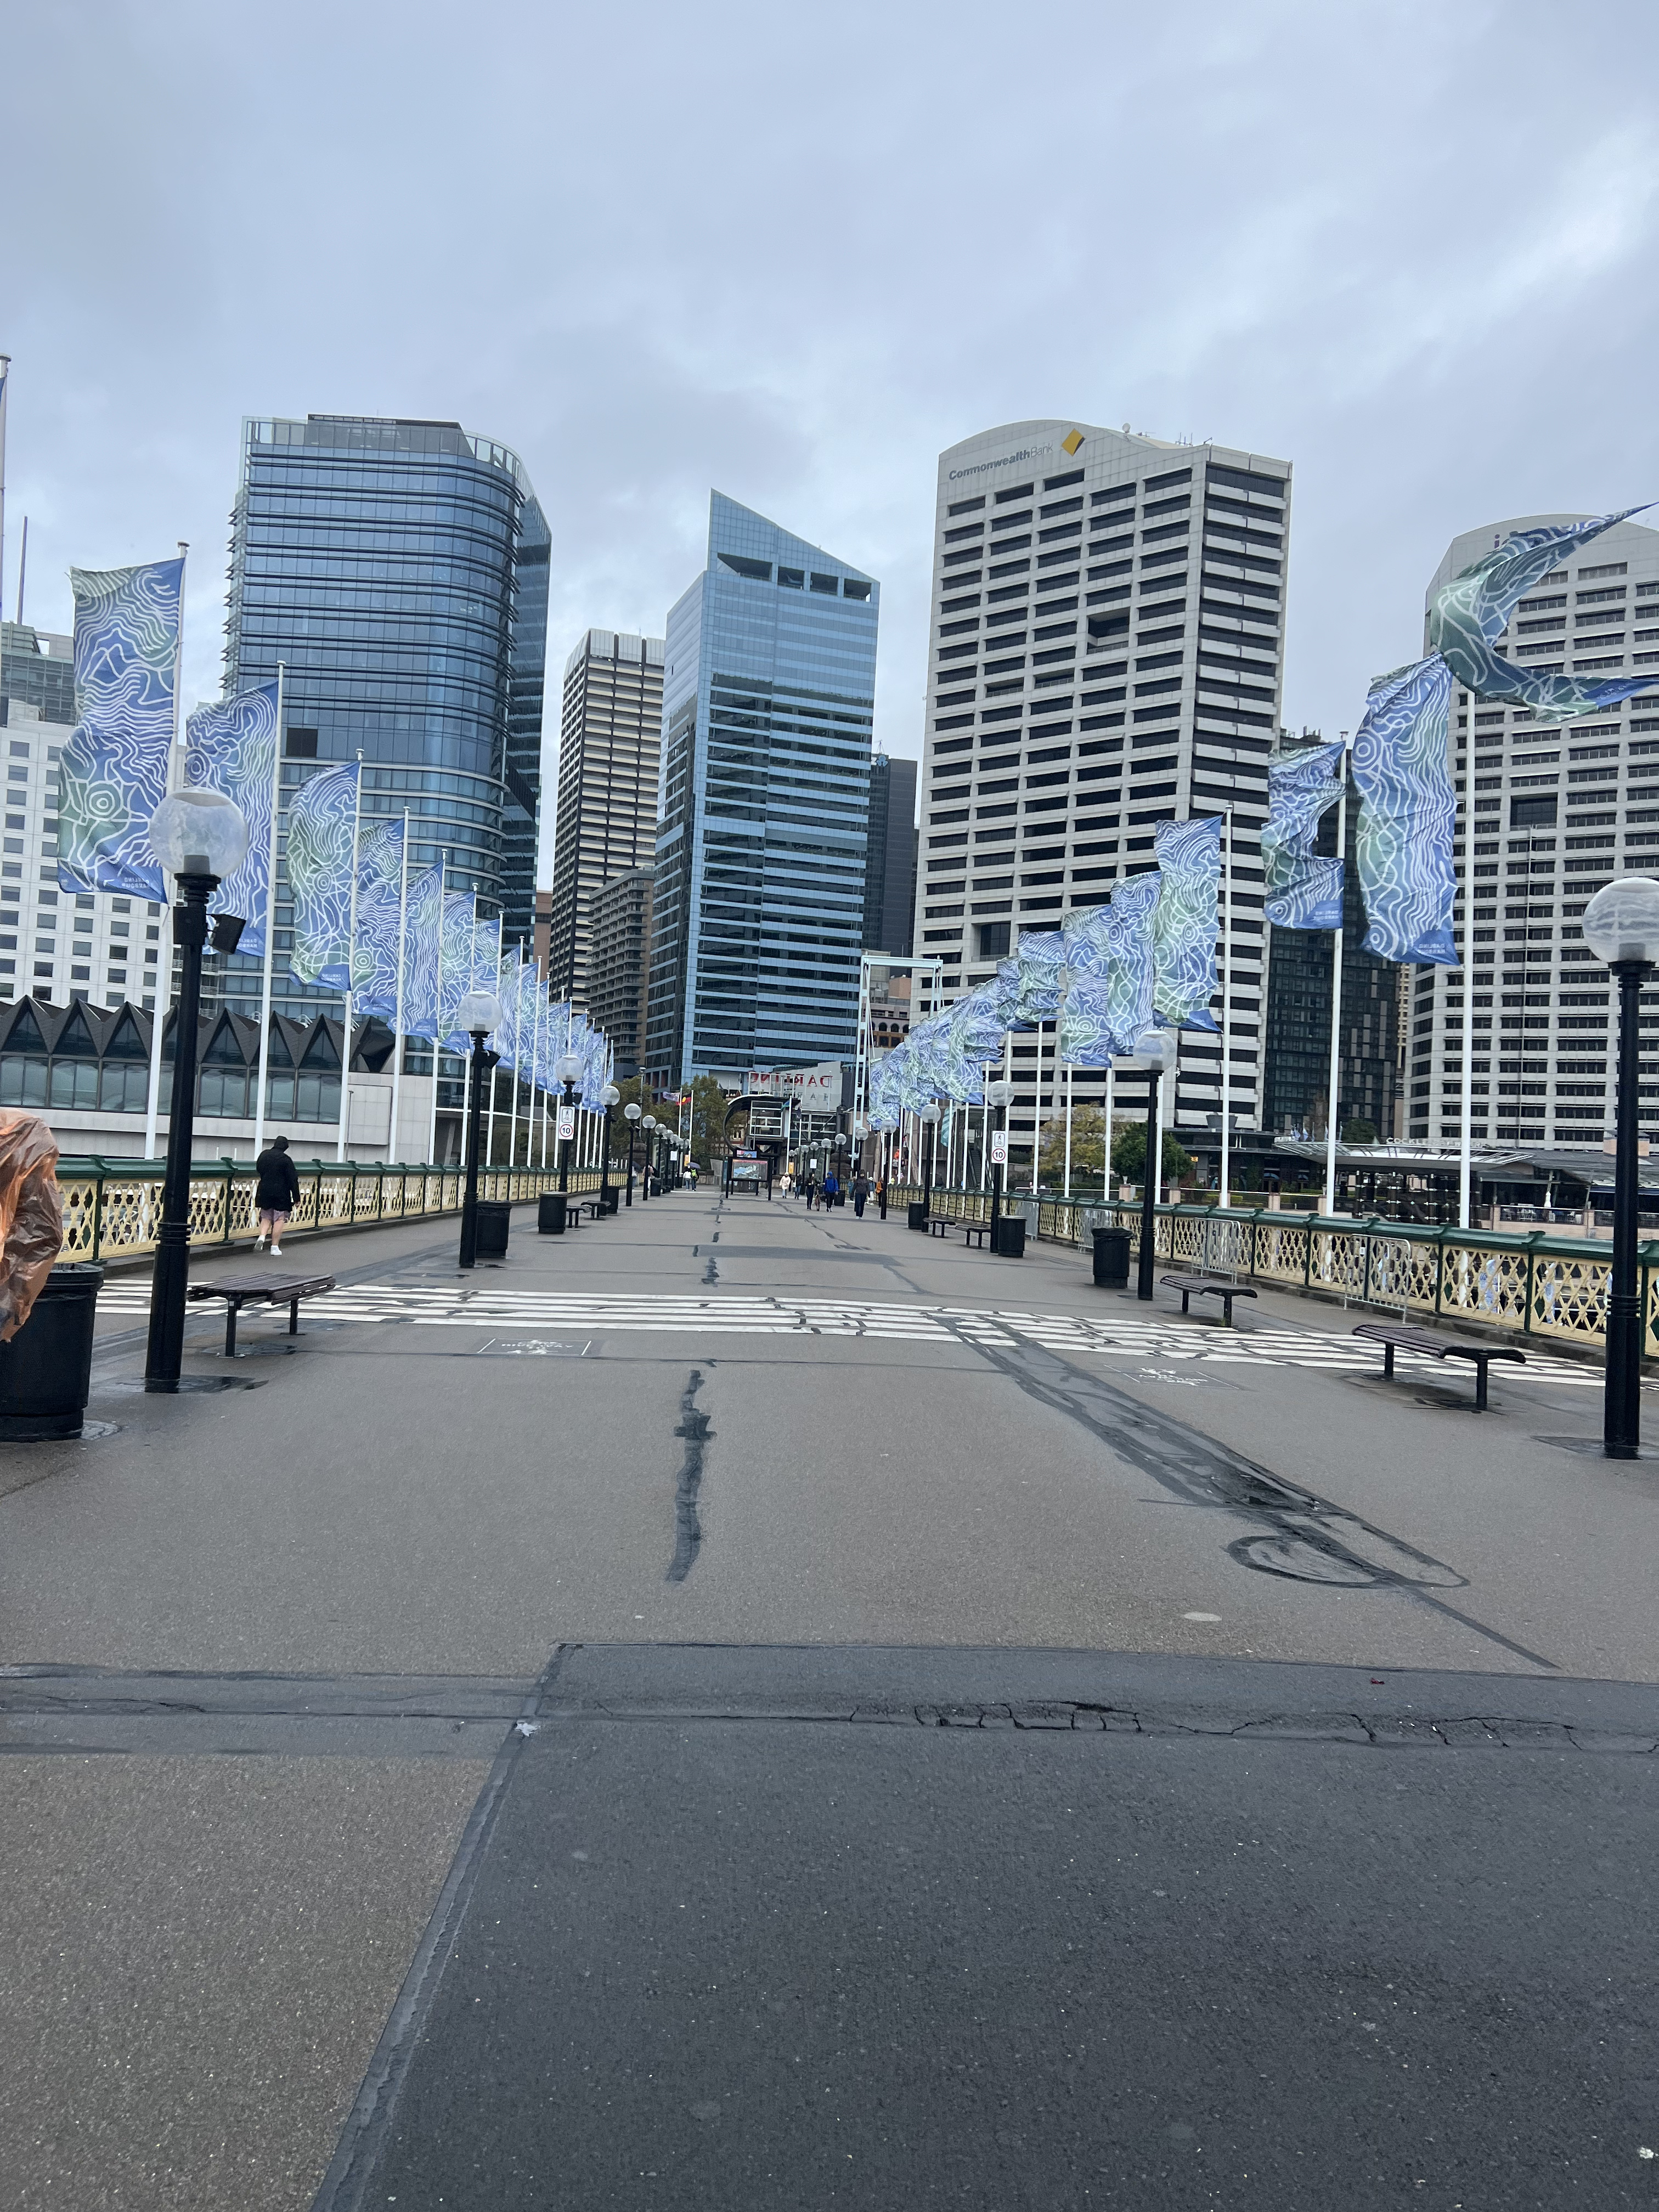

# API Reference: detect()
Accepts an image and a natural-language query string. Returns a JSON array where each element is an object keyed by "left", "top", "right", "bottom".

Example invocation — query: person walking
[
  {"left": 822, "top": 1169, "right": 839, "bottom": 1210},
  {"left": 803, "top": 1173, "right": 819, "bottom": 1211},
  {"left": 253, "top": 1133, "right": 301, "bottom": 1256},
  {"left": 852, "top": 1170, "right": 871, "bottom": 1219}
]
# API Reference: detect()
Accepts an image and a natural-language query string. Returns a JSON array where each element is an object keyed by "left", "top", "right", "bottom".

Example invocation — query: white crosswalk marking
[{"left": 92, "top": 1282, "right": 1605, "bottom": 1385}]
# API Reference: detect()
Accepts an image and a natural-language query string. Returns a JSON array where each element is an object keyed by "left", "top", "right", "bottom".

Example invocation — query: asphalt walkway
[{"left": 4, "top": 1187, "right": 1658, "bottom": 2208}]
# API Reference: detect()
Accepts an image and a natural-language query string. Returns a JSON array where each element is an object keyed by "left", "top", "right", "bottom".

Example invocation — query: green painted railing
[
  {"left": 54, "top": 1158, "right": 605, "bottom": 1265},
  {"left": 889, "top": 1183, "right": 1651, "bottom": 1358}
]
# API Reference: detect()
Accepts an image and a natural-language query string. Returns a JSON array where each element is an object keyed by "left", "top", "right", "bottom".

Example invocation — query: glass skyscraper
[
  {"left": 644, "top": 493, "right": 878, "bottom": 1084},
  {"left": 221, "top": 414, "right": 548, "bottom": 1014}
]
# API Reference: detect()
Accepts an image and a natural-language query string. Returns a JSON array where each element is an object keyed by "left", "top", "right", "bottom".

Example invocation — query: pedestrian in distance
[
  {"left": 853, "top": 1171, "right": 871, "bottom": 1219},
  {"left": 253, "top": 1133, "right": 301, "bottom": 1255},
  {"left": 804, "top": 1174, "right": 819, "bottom": 1211},
  {"left": 822, "top": 1169, "right": 840, "bottom": 1209}
]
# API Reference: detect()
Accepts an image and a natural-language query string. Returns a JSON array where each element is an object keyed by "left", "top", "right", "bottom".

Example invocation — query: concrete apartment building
[
  {"left": 586, "top": 867, "right": 652, "bottom": 1076},
  {"left": 545, "top": 629, "right": 664, "bottom": 1008},
  {"left": 1405, "top": 510, "right": 1659, "bottom": 1147},
  {"left": 912, "top": 419, "right": 1286, "bottom": 1173}
]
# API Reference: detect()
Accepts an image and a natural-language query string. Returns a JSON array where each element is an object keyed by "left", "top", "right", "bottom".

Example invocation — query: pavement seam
[{"left": 306, "top": 1641, "right": 573, "bottom": 2212}]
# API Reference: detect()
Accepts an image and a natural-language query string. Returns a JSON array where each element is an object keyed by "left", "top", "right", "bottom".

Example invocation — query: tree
[
  {"left": 1109, "top": 1118, "right": 1194, "bottom": 1187},
  {"left": 1341, "top": 1117, "right": 1378, "bottom": 1145}
]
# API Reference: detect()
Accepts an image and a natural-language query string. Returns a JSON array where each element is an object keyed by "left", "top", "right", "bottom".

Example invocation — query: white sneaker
[
  {"left": 254, "top": 1234, "right": 266, "bottom": 1251},
  {"left": 269, "top": 1244, "right": 283, "bottom": 1256}
]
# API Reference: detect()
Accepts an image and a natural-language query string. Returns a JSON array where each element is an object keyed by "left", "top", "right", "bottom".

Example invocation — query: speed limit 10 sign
[{"left": 990, "top": 1131, "right": 1008, "bottom": 1166}]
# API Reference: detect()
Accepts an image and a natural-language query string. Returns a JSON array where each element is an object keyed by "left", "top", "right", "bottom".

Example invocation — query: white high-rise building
[
  {"left": 1406, "top": 511, "right": 1659, "bottom": 1149},
  {"left": 912, "top": 420, "right": 1289, "bottom": 1174}
]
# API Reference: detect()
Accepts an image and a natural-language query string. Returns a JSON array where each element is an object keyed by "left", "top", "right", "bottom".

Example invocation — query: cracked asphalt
[{"left": 4, "top": 1189, "right": 1658, "bottom": 2209}]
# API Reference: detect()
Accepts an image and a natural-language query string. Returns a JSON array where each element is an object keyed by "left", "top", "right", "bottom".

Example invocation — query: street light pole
[
  {"left": 1137, "top": 1064, "right": 1161, "bottom": 1302},
  {"left": 454, "top": 989, "right": 504, "bottom": 1272},
  {"left": 641, "top": 1116, "right": 657, "bottom": 1201},
  {"left": 985, "top": 1078, "right": 1012, "bottom": 1245},
  {"left": 624, "top": 1100, "right": 641, "bottom": 1205},
  {"left": 599, "top": 1083, "right": 619, "bottom": 1212},
  {"left": 1582, "top": 878, "right": 1659, "bottom": 1459},
  {"left": 144, "top": 790, "right": 249, "bottom": 1394}
]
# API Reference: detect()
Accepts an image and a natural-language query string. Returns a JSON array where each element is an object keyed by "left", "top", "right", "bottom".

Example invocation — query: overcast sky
[{"left": 5, "top": 0, "right": 1658, "bottom": 833}]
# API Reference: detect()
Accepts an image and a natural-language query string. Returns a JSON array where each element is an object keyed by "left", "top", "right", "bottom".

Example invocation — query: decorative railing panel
[
  {"left": 52, "top": 1158, "right": 605, "bottom": 1265},
  {"left": 885, "top": 1183, "right": 1647, "bottom": 1357}
]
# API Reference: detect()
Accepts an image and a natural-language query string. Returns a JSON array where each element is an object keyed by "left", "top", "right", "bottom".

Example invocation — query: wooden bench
[
  {"left": 187, "top": 1273, "right": 337, "bottom": 1358},
  {"left": 962, "top": 1222, "right": 992, "bottom": 1248},
  {"left": 1160, "top": 1273, "right": 1259, "bottom": 1327},
  {"left": 927, "top": 1216, "right": 952, "bottom": 1238},
  {"left": 1352, "top": 1321, "right": 1525, "bottom": 1412}
]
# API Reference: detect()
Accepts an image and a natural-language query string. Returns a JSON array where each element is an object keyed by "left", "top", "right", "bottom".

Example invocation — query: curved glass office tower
[
  {"left": 644, "top": 493, "right": 878, "bottom": 1084},
  {"left": 221, "top": 413, "right": 548, "bottom": 1012}
]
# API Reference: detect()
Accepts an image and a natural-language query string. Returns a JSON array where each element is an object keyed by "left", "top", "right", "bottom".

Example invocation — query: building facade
[
  {"left": 862, "top": 751, "right": 917, "bottom": 956},
  {"left": 545, "top": 629, "right": 664, "bottom": 1005},
  {"left": 1406, "top": 510, "right": 1659, "bottom": 1148},
  {"left": 587, "top": 868, "right": 652, "bottom": 1076},
  {"left": 222, "top": 413, "right": 549, "bottom": 1015},
  {"left": 1261, "top": 765, "right": 1401, "bottom": 1139},
  {"left": 912, "top": 420, "right": 1286, "bottom": 1175},
  {"left": 644, "top": 493, "right": 878, "bottom": 1085}
]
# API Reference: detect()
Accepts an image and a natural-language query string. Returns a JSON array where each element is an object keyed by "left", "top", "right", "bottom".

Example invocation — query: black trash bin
[
  {"left": 475, "top": 1199, "right": 511, "bottom": 1257},
  {"left": 538, "top": 1192, "right": 568, "bottom": 1234},
  {"left": 601, "top": 1187, "right": 620, "bottom": 1215},
  {"left": 907, "top": 1200, "right": 929, "bottom": 1231},
  {"left": 994, "top": 1216, "right": 1027, "bottom": 1259},
  {"left": 0, "top": 1262, "right": 104, "bottom": 1441},
  {"left": 1091, "top": 1225, "right": 1131, "bottom": 1288}
]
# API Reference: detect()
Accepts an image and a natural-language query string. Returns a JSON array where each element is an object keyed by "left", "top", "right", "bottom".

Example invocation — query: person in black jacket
[{"left": 253, "top": 1135, "right": 301, "bottom": 1255}]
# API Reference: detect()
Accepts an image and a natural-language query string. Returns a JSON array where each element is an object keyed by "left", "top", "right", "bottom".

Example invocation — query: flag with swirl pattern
[
  {"left": 1151, "top": 817, "right": 1221, "bottom": 1029},
  {"left": 57, "top": 557, "right": 183, "bottom": 899},
  {"left": 286, "top": 761, "right": 362, "bottom": 988},
  {"left": 1350, "top": 656, "right": 1458, "bottom": 965},
  {"left": 1262, "top": 743, "right": 1346, "bottom": 930},
  {"left": 350, "top": 817, "right": 406, "bottom": 1016},
  {"left": 1090, "top": 871, "right": 1160, "bottom": 1053},
  {"left": 399, "top": 867, "right": 443, "bottom": 1040},
  {"left": 182, "top": 681, "right": 279, "bottom": 953},
  {"left": 1427, "top": 509, "right": 1659, "bottom": 721}
]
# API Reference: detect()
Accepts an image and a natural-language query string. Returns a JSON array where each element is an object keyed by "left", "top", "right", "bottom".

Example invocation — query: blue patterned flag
[
  {"left": 183, "top": 681, "right": 280, "bottom": 953},
  {"left": 286, "top": 762, "right": 361, "bottom": 988},
  {"left": 1262, "top": 743, "right": 1346, "bottom": 930},
  {"left": 1429, "top": 510, "right": 1659, "bottom": 721},
  {"left": 1014, "top": 930, "right": 1066, "bottom": 1024},
  {"left": 349, "top": 817, "right": 405, "bottom": 1015},
  {"left": 1092, "top": 871, "right": 1161, "bottom": 1053},
  {"left": 1152, "top": 817, "right": 1222, "bottom": 1030},
  {"left": 1351, "top": 656, "right": 1458, "bottom": 965},
  {"left": 400, "top": 867, "right": 443, "bottom": 1039},
  {"left": 58, "top": 557, "right": 183, "bottom": 899}
]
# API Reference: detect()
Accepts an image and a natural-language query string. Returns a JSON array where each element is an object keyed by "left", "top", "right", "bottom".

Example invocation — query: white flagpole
[
  {"left": 1063, "top": 1061, "right": 1073, "bottom": 1199},
  {"left": 1104, "top": 1062, "right": 1115, "bottom": 1201},
  {"left": 1458, "top": 690, "right": 1474, "bottom": 1230},
  {"left": 427, "top": 853, "right": 446, "bottom": 1167},
  {"left": 144, "top": 539, "right": 188, "bottom": 1161},
  {"left": 0, "top": 355, "right": 9, "bottom": 618},
  {"left": 485, "top": 915, "right": 502, "bottom": 1169},
  {"left": 388, "top": 807, "right": 409, "bottom": 1162},
  {"left": 252, "top": 662, "right": 285, "bottom": 1158},
  {"left": 1323, "top": 753, "right": 1348, "bottom": 1216},
  {"left": 336, "top": 754, "right": 362, "bottom": 1165},
  {"left": 1219, "top": 806, "right": 1233, "bottom": 1208},
  {"left": 509, "top": 939, "right": 524, "bottom": 1166}
]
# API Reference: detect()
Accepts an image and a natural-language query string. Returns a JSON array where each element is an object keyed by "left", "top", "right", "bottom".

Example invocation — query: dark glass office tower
[
  {"left": 1262, "top": 768, "right": 1401, "bottom": 1138},
  {"left": 645, "top": 493, "right": 878, "bottom": 1085},
  {"left": 221, "top": 414, "right": 548, "bottom": 1013},
  {"left": 862, "top": 752, "right": 917, "bottom": 955}
]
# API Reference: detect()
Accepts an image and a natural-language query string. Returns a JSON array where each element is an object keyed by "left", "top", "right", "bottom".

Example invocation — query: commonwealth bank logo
[{"left": 1061, "top": 428, "right": 1085, "bottom": 456}]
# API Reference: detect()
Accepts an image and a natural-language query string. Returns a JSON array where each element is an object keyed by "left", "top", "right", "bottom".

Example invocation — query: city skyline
[{"left": 5, "top": 5, "right": 1656, "bottom": 780}]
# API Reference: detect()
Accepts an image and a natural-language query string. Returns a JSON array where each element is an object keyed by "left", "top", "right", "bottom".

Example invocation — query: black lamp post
[
  {"left": 144, "top": 789, "right": 249, "bottom": 1392},
  {"left": 455, "top": 989, "right": 504, "bottom": 1272},
  {"left": 599, "top": 1082, "right": 619, "bottom": 1211},
  {"left": 985, "top": 1078, "right": 1013, "bottom": 1244},
  {"left": 624, "top": 1099, "right": 641, "bottom": 1205},
  {"left": 918, "top": 1104, "right": 940, "bottom": 1215},
  {"left": 1583, "top": 878, "right": 1659, "bottom": 1457},
  {"left": 554, "top": 1049, "right": 582, "bottom": 1193}
]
